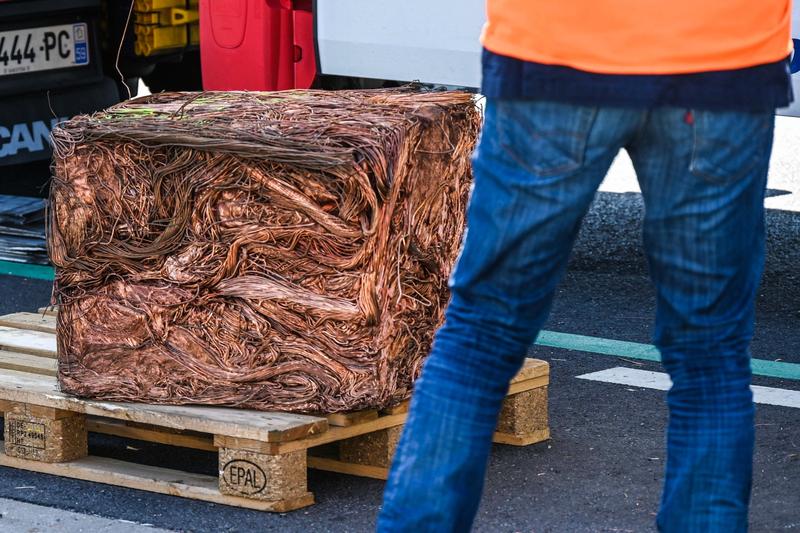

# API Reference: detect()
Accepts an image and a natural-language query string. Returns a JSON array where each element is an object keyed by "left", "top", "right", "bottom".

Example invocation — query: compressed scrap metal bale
[{"left": 48, "top": 89, "right": 480, "bottom": 413}]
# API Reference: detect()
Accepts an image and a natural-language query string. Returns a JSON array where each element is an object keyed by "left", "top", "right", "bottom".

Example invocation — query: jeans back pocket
[
  {"left": 495, "top": 100, "right": 597, "bottom": 178},
  {"left": 689, "top": 110, "right": 774, "bottom": 183}
]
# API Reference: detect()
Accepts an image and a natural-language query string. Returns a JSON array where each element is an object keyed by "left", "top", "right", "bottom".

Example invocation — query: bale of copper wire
[{"left": 48, "top": 88, "right": 480, "bottom": 413}]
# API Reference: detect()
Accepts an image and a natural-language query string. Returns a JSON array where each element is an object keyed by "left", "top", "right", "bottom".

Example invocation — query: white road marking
[{"left": 577, "top": 367, "right": 800, "bottom": 409}]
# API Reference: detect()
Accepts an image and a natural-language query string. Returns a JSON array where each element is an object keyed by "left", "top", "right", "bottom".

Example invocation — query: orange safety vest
[{"left": 482, "top": 0, "right": 794, "bottom": 75}]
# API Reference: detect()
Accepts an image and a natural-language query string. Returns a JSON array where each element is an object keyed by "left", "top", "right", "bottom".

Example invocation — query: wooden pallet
[{"left": 0, "top": 311, "right": 550, "bottom": 511}]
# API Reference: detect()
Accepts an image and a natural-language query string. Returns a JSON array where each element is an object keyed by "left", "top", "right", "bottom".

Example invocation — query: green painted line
[
  {"left": 0, "top": 260, "right": 55, "bottom": 281},
  {"left": 536, "top": 330, "right": 800, "bottom": 382},
  {"left": 537, "top": 330, "right": 662, "bottom": 362},
  {"left": 750, "top": 359, "right": 800, "bottom": 382}
]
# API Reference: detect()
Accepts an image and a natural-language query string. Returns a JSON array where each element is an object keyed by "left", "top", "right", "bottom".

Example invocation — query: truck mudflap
[
  {"left": 199, "top": 0, "right": 316, "bottom": 91},
  {"left": 0, "top": 77, "right": 118, "bottom": 166}
]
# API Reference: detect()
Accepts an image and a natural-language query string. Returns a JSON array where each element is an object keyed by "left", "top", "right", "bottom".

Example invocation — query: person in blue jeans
[{"left": 378, "top": 2, "right": 795, "bottom": 532}]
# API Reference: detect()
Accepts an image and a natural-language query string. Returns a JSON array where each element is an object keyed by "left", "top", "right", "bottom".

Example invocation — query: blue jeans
[{"left": 378, "top": 101, "right": 774, "bottom": 532}]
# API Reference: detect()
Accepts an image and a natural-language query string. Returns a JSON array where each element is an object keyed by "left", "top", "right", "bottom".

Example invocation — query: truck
[
  {"left": 0, "top": 0, "right": 202, "bottom": 195},
  {"left": 2, "top": 0, "right": 799, "bottom": 196}
]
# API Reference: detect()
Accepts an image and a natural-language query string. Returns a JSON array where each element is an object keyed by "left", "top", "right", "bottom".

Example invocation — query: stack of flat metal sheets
[{"left": 0, "top": 195, "right": 48, "bottom": 265}]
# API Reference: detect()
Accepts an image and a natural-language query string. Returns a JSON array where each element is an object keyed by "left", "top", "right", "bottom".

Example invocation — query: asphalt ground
[{"left": 0, "top": 119, "right": 799, "bottom": 532}]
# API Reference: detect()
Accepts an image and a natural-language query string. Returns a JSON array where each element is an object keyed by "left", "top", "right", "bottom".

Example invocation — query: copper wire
[{"left": 49, "top": 88, "right": 480, "bottom": 413}]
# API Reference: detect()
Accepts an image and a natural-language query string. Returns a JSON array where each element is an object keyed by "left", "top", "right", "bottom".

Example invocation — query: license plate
[{"left": 0, "top": 23, "right": 89, "bottom": 77}]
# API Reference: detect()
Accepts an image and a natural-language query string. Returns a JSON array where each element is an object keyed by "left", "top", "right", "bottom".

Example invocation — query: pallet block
[
  {"left": 339, "top": 426, "right": 402, "bottom": 470},
  {"left": 4, "top": 402, "right": 87, "bottom": 463},
  {"left": 218, "top": 447, "right": 310, "bottom": 503},
  {"left": 495, "top": 386, "right": 550, "bottom": 446}
]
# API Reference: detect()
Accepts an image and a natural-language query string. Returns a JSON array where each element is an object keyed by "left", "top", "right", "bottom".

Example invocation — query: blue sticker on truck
[{"left": 73, "top": 24, "right": 88, "bottom": 65}]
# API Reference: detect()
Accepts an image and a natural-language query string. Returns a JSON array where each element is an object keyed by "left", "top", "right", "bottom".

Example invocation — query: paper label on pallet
[{"left": 7, "top": 419, "right": 46, "bottom": 449}]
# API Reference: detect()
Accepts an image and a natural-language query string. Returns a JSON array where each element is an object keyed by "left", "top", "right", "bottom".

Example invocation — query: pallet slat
[
  {"left": 213, "top": 411, "right": 408, "bottom": 455},
  {"left": 512, "top": 358, "right": 550, "bottom": 382},
  {"left": 86, "top": 419, "right": 217, "bottom": 452},
  {"left": 492, "top": 428, "right": 550, "bottom": 446},
  {"left": 326, "top": 410, "right": 379, "bottom": 427},
  {"left": 0, "top": 326, "right": 57, "bottom": 358},
  {"left": 381, "top": 402, "right": 409, "bottom": 416},
  {"left": 306, "top": 456, "right": 389, "bottom": 480},
  {"left": 0, "top": 368, "right": 328, "bottom": 443},
  {"left": 0, "top": 313, "right": 57, "bottom": 334},
  {"left": 507, "top": 375, "right": 549, "bottom": 395},
  {"left": 0, "top": 441, "right": 313, "bottom": 512},
  {"left": 0, "top": 350, "right": 57, "bottom": 376},
  {"left": 0, "top": 364, "right": 546, "bottom": 449}
]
